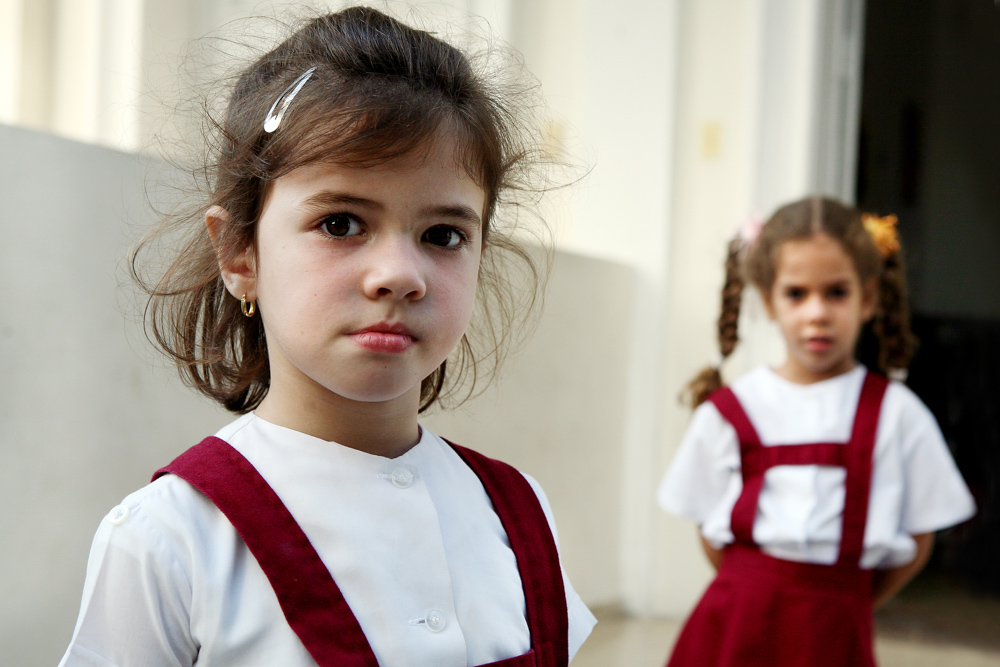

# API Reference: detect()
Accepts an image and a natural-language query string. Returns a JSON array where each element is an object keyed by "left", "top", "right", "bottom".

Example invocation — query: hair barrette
[
  {"left": 861, "top": 213, "right": 900, "bottom": 258},
  {"left": 735, "top": 210, "right": 765, "bottom": 254},
  {"left": 263, "top": 67, "right": 317, "bottom": 133}
]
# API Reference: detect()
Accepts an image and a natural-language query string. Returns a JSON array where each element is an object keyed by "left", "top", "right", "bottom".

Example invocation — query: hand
[{"left": 872, "top": 532, "right": 935, "bottom": 609}]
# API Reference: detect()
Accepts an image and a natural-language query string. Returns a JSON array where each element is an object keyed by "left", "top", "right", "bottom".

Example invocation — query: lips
[
  {"left": 349, "top": 322, "right": 416, "bottom": 353},
  {"left": 804, "top": 336, "right": 833, "bottom": 353}
]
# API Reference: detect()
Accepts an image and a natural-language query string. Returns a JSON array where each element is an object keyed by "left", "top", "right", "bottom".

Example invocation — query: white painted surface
[
  {"left": 425, "top": 250, "right": 635, "bottom": 607},
  {"left": 0, "top": 0, "right": 23, "bottom": 124},
  {"left": 646, "top": 0, "right": 868, "bottom": 616},
  {"left": 0, "top": 123, "right": 635, "bottom": 662},
  {"left": 1, "top": 0, "right": 868, "bottom": 632},
  {"left": 0, "top": 124, "right": 230, "bottom": 666}
]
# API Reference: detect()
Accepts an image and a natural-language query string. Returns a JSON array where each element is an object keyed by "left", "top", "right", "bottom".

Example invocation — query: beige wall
[
  {"left": 425, "top": 250, "right": 635, "bottom": 607},
  {"left": 0, "top": 123, "right": 634, "bottom": 663},
  {"left": 0, "top": 0, "right": 518, "bottom": 151},
  {"left": 1, "top": 0, "right": 865, "bottom": 644},
  {"left": 640, "top": 0, "right": 864, "bottom": 616},
  {"left": 511, "top": 0, "right": 686, "bottom": 615},
  {"left": 508, "top": 0, "right": 866, "bottom": 617},
  {"left": 0, "top": 125, "right": 230, "bottom": 666}
]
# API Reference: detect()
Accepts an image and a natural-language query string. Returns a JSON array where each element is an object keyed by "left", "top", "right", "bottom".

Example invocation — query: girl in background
[
  {"left": 60, "top": 7, "right": 594, "bottom": 666},
  {"left": 658, "top": 197, "right": 974, "bottom": 666}
]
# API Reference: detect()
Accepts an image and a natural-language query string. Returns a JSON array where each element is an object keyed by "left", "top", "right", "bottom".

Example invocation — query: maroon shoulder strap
[
  {"left": 449, "top": 442, "right": 569, "bottom": 667},
  {"left": 152, "top": 437, "right": 379, "bottom": 667},
  {"left": 710, "top": 373, "right": 890, "bottom": 566},
  {"left": 709, "top": 388, "right": 764, "bottom": 545},
  {"left": 836, "top": 372, "right": 890, "bottom": 567},
  {"left": 708, "top": 387, "right": 763, "bottom": 451},
  {"left": 154, "top": 436, "right": 569, "bottom": 667}
]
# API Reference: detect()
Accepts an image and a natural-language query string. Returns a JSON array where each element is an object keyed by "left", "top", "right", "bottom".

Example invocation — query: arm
[
  {"left": 659, "top": 406, "right": 741, "bottom": 573},
  {"left": 871, "top": 532, "right": 934, "bottom": 609},
  {"left": 60, "top": 497, "right": 198, "bottom": 666},
  {"left": 699, "top": 530, "right": 724, "bottom": 571}
]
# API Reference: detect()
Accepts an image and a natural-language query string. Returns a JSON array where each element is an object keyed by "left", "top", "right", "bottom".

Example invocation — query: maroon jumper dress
[
  {"left": 665, "top": 371, "right": 890, "bottom": 667},
  {"left": 153, "top": 437, "right": 569, "bottom": 667}
]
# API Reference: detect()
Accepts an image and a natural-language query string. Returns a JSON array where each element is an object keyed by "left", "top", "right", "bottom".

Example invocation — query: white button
[
  {"left": 390, "top": 467, "right": 414, "bottom": 489},
  {"left": 425, "top": 609, "right": 446, "bottom": 633},
  {"left": 108, "top": 505, "right": 130, "bottom": 525}
]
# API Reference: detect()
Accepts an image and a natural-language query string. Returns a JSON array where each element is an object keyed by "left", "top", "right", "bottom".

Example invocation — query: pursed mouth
[
  {"left": 351, "top": 322, "right": 417, "bottom": 339},
  {"left": 804, "top": 336, "right": 834, "bottom": 351},
  {"left": 348, "top": 322, "right": 417, "bottom": 353}
]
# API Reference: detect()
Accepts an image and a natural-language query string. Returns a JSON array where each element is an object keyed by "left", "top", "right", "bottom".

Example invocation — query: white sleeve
[
  {"left": 521, "top": 473, "right": 598, "bottom": 664},
  {"left": 58, "top": 491, "right": 198, "bottom": 667},
  {"left": 895, "top": 389, "right": 976, "bottom": 535},
  {"left": 657, "top": 402, "right": 741, "bottom": 523}
]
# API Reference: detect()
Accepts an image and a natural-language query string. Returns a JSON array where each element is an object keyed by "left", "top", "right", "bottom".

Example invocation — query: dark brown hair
[
  {"left": 133, "top": 6, "right": 551, "bottom": 413},
  {"left": 684, "top": 196, "right": 918, "bottom": 407}
]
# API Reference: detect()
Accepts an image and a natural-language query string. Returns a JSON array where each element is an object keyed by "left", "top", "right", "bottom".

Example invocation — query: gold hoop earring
[{"left": 241, "top": 294, "right": 256, "bottom": 318}]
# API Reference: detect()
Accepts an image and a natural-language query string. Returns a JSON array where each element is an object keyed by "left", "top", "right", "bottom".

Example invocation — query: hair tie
[
  {"left": 861, "top": 213, "right": 900, "bottom": 258},
  {"left": 735, "top": 211, "right": 765, "bottom": 256},
  {"left": 263, "top": 67, "right": 317, "bottom": 133}
]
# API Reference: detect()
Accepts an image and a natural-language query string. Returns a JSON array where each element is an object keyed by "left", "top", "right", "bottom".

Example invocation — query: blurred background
[{"left": 1, "top": 0, "right": 997, "bottom": 664}]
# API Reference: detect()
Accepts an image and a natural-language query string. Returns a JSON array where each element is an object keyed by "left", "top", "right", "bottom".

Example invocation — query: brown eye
[
  {"left": 320, "top": 213, "right": 363, "bottom": 237},
  {"left": 423, "top": 225, "right": 464, "bottom": 248}
]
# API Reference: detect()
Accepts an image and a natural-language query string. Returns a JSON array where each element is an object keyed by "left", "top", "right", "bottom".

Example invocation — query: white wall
[
  {"left": 644, "top": 0, "right": 866, "bottom": 616},
  {"left": 510, "top": 0, "right": 685, "bottom": 616},
  {"left": 425, "top": 251, "right": 635, "bottom": 607},
  {"left": 0, "top": 0, "right": 520, "bottom": 152},
  {"left": 507, "top": 0, "right": 869, "bottom": 617},
  {"left": 0, "top": 124, "right": 230, "bottom": 666},
  {"left": 0, "top": 122, "right": 636, "bottom": 662},
  {"left": 2, "top": 0, "right": 867, "bottom": 633}
]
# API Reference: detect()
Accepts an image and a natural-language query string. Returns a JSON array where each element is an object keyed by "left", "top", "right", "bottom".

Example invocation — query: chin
[
  {"left": 330, "top": 377, "right": 422, "bottom": 405},
  {"left": 811, "top": 364, "right": 849, "bottom": 379}
]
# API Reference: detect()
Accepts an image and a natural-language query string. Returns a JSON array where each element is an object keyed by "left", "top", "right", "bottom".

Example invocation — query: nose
[
  {"left": 804, "top": 293, "right": 831, "bottom": 321},
  {"left": 361, "top": 236, "right": 427, "bottom": 301}
]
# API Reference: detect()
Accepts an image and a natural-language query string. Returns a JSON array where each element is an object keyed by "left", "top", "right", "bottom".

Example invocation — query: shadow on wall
[
  {"left": 425, "top": 248, "right": 635, "bottom": 609},
  {"left": 0, "top": 124, "right": 635, "bottom": 665}
]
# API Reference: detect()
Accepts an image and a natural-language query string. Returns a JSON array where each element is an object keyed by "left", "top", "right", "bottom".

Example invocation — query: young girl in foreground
[
  {"left": 60, "top": 7, "right": 595, "bottom": 666},
  {"left": 658, "top": 197, "right": 975, "bottom": 667}
]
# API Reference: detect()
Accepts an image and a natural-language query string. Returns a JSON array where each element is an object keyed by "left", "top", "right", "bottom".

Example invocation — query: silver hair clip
[{"left": 263, "top": 67, "right": 317, "bottom": 133}]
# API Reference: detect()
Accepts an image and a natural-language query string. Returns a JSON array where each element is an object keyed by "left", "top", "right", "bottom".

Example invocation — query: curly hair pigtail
[
  {"left": 872, "top": 249, "right": 918, "bottom": 376},
  {"left": 684, "top": 238, "right": 744, "bottom": 407}
]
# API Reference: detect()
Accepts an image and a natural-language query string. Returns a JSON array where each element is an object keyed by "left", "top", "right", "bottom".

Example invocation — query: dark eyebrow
[
  {"left": 299, "top": 191, "right": 384, "bottom": 212},
  {"left": 421, "top": 204, "right": 482, "bottom": 226},
  {"left": 298, "top": 191, "right": 481, "bottom": 226}
]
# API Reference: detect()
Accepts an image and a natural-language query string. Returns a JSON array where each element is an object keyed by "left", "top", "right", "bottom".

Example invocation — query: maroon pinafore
[
  {"left": 666, "top": 372, "right": 889, "bottom": 667},
  {"left": 153, "top": 437, "right": 568, "bottom": 667}
]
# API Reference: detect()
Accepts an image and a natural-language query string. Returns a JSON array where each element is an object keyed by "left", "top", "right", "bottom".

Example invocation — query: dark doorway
[{"left": 856, "top": 0, "right": 1000, "bottom": 649}]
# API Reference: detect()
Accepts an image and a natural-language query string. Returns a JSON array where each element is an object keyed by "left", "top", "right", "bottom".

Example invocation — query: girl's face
[
  {"left": 219, "top": 131, "right": 485, "bottom": 418},
  {"left": 765, "top": 233, "right": 876, "bottom": 384}
]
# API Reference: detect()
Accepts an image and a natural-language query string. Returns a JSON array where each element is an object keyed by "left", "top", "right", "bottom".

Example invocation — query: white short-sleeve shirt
[
  {"left": 60, "top": 415, "right": 596, "bottom": 666},
  {"left": 657, "top": 365, "right": 976, "bottom": 569}
]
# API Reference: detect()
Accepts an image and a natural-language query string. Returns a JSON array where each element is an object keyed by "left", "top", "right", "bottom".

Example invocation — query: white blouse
[
  {"left": 658, "top": 365, "right": 976, "bottom": 569},
  {"left": 60, "top": 414, "right": 596, "bottom": 667}
]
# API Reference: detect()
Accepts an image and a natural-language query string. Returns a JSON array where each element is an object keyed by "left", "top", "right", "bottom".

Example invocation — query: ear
[
  {"left": 860, "top": 277, "right": 878, "bottom": 322},
  {"left": 206, "top": 205, "right": 256, "bottom": 301}
]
